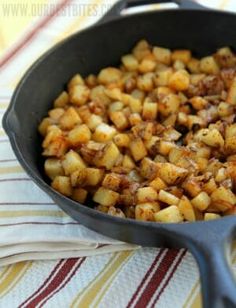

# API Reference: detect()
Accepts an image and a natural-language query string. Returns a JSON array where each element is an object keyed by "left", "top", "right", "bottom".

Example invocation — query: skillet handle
[
  {"left": 177, "top": 219, "right": 236, "bottom": 308},
  {"left": 99, "top": 0, "right": 207, "bottom": 24}
]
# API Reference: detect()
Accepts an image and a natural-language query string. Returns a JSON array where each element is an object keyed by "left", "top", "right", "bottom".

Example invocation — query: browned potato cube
[
  {"left": 68, "top": 124, "right": 91, "bottom": 146},
  {"left": 62, "top": 150, "right": 86, "bottom": 175},
  {"left": 51, "top": 176, "right": 72, "bottom": 197},
  {"left": 86, "top": 114, "right": 103, "bottom": 131},
  {"left": 122, "top": 54, "right": 139, "bottom": 71},
  {"left": 204, "top": 213, "right": 221, "bottom": 221},
  {"left": 48, "top": 108, "right": 64, "bottom": 122},
  {"left": 178, "top": 196, "right": 196, "bottom": 222},
  {"left": 149, "top": 177, "right": 167, "bottom": 191},
  {"left": 90, "top": 85, "right": 111, "bottom": 105},
  {"left": 72, "top": 188, "right": 88, "bottom": 203},
  {"left": 153, "top": 46, "right": 171, "bottom": 65},
  {"left": 195, "top": 128, "right": 224, "bottom": 148},
  {"left": 191, "top": 191, "right": 211, "bottom": 211},
  {"left": 44, "top": 158, "right": 64, "bottom": 180},
  {"left": 200, "top": 56, "right": 220, "bottom": 74},
  {"left": 140, "top": 157, "right": 157, "bottom": 180},
  {"left": 59, "top": 107, "right": 82, "bottom": 130},
  {"left": 154, "top": 68, "right": 173, "bottom": 87},
  {"left": 54, "top": 91, "right": 69, "bottom": 108},
  {"left": 68, "top": 74, "right": 85, "bottom": 89},
  {"left": 217, "top": 102, "right": 232, "bottom": 117},
  {"left": 171, "top": 50, "right": 191, "bottom": 64},
  {"left": 136, "top": 187, "right": 158, "bottom": 203},
  {"left": 69, "top": 85, "right": 90, "bottom": 105},
  {"left": 142, "top": 101, "right": 158, "bottom": 120},
  {"left": 85, "top": 168, "right": 104, "bottom": 186},
  {"left": 107, "top": 207, "right": 126, "bottom": 218},
  {"left": 158, "top": 189, "right": 179, "bottom": 205},
  {"left": 129, "top": 138, "right": 147, "bottom": 161},
  {"left": 133, "top": 40, "right": 151, "bottom": 61},
  {"left": 187, "top": 58, "right": 200, "bottom": 73},
  {"left": 139, "top": 57, "right": 156, "bottom": 73},
  {"left": 158, "top": 94, "right": 180, "bottom": 117},
  {"left": 154, "top": 205, "right": 183, "bottom": 223},
  {"left": 122, "top": 155, "right": 135, "bottom": 169},
  {"left": 114, "top": 134, "right": 130, "bottom": 148},
  {"left": 189, "top": 96, "right": 208, "bottom": 110},
  {"left": 156, "top": 163, "right": 188, "bottom": 185},
  {"left": 38, "top": 117, "right": 54, "bottom": 136},
  {"left": 137, "top": 73, "right": 154, "bottom": 92},
  {"left": 225, "top": 124, "right": 236, "bottom": 153},
  {"left": 215, "top": 47, "right": 236, "bottom": 68},
  {"left": 94, "top": 142, "right": 120, "bottom": 170},
  {"left": 102, "top": 173, "right": 121, "bottom": 191},
  {"left": 93, "top": 187, "right": 119, "bottom": 206},
  {"left": 135, "top": 202, "right": 160, "bottom": 221},
  {"left": 129, "top": 113, "right": 142, "bottom": 126},
  {"left": 168, "top": 69, "right": 190, "bottom": 91},
  {"left": 93, "top": 123, "right": 117, "bottom": 142},
  {"left": 98, "top": 67, "right": 122, "bottom": 85},
  {"left": 109, "top": 111, "right": 129, "bottom": 130},
  {"left": 211, "top": 187, "right": 236, "bottom": 211},
  {"left": 109, "top": 101, "right": 124, "bottom": 113}
]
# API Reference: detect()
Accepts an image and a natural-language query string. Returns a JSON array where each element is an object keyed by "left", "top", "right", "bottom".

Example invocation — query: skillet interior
[{"left": 5, "top": 8, "right": 236, "bottom": 246}]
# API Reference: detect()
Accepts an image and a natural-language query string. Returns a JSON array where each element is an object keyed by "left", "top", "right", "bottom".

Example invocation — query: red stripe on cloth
[
  {"left": 127, "top": 248, "right": 165, "bottom": 308},
  {"left": 133, "top": 249, "right": 180, "bottom": 308},
  {"left": 150, "top": 250, "right": 187, "bottom": 307},
  {"left": 38, "top": 257, "right": 86, "bottom": 307},
  {"left": 0, "top": 0, "right": 72, "bottom": 69},
  {"left": 22, "top": 258, "right": 81, "bottom": 308},
  {"left": 19, "top": 259, "right": 65, "bottom": 307}
]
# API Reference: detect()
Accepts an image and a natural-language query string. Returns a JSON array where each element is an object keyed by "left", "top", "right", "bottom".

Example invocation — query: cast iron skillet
[{"left": 3, "top": 0, "right": 236, "bottom": 307}]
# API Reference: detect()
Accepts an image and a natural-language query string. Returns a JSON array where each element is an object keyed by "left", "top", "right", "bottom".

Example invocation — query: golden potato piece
[
  {"left": 211, "top": 187, "right": 236, "bottom": 211},
  {"left": 93, "top": 123, "right": 117, "bottom": 142},
  {"left": 94, "top": 142, "right": 120, "bottom": 170},
  {"left": 68, "top": 124, "right": 91, "bottom": 146},
  {"left": 153, "top": 46, "right": 171, "bottom": 65},
  {"left": 171, "top": 49, "right": 191, "bottom": 64},
  {"left": 98, "top": 67, "right": 122, "bottom": 85},
  {"left": 59, "top": 107, "right": 82, "bottom": 130},
  {"left": 62, "top": 150, "right": 86, "bottom": 175},
  {"left": 200, "top": 56, "right": 220, "bottom": 74},
  {"left": 102, "top": 173, "right": 121, "bottom": 191},
  {"left": 136, "top": 187, "right": 158, "bottom": 203},
  {"left": 85, "top": 168, "right": 104, "bottom": 186},
  {"left": 129, "top": 138, "right": 147, "bottom": 161},
  {"left": 178, "top": 196, "right": 196, "bottom": 222},
  {"left": 51, "top": 176, "right": 72, "bottom": 197},
  {"left": 135, "top": 202, "right": 160, "bottom": 221},
  {"left": 204, "top": 213, "right": 221, "bottom": 221},
  {"left": 72, "top": 188, "right": 88, "bottom": 203},
  {"left": 195, "top": 128, "right": 224, "bottom": 148},
  {"left": 156, "top": 163, "right": 188, "bottom": 185},
  {"left": 168, "top": 69, "right": 190, "bottom": 91},
  {"left": 69, "top": 84, "right": 90, "bottom": 105},
  {"left": 154, "top": 205, "right": 183, "bottom": 223},
  {"left": 158, "top": 189, "right": 179, "bottom": 205},
  {"left": 44, "top": 158, "right": 64, "bottom": 180},
  {"left": 93, "top": 187, "right": 119, "bottom": 207},
  {"left": 191, "top": 191, "right": 211, "bottom": 211},
  {"left": 54, "top": 91, "right": 69, "bottom": 108},
  {"left": 122, "top": 54, "right": 139, "bottom": 71}
]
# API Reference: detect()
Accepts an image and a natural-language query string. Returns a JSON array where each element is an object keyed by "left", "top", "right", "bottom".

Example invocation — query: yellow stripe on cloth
[
  {"left": 0, "top": 262, "right": 32, "bottom": 297},
  {"left": 71, "top": 251, "right": 133, "bottom": 308},
  {"left": 0, "top": 210, "right": 66, "bottom": 218},
  {"left": 0, "top": 166, "right": 24, "bottom": 175}
]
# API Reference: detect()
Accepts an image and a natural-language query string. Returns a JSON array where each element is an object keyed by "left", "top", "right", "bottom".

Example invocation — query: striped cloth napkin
[{"left": 0, "top": 0, "right": 235, "bottom": 307}]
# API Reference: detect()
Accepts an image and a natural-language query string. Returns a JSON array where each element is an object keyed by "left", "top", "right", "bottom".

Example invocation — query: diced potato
[
  {"left": 114, "top": 134, "right": 130, "bottom": 148},
  {"left": 139, "top": 57, "right": 156, "bottom": 73},
  {"left": 54, "top": 91, "right": 69, "bottom": 108},
  {"left": 158, "top": 140, "right": 176, "bottom": 156},
  {"left": 204, "top": 213, "right": 221, "bottom": 221},
  {"left": 59, "top": 107, "right": 82, "bottom": 130},
  {"left": 110, "top": 111, "right": 129, "bottom": 130},
  {"left": 68, "top": 124, "right": 91, "bottom": 146},
  {"left": 153, "top": 46, "right": 171, "bottom": 65},
  {"left": 93, "top": 123, "right": 117, "bottom": 142},
  {"left": 129, "top": 138, "right": 148, "bottom": 161},
  {"left": 107, "top": 207, "right": 126, "bottom": 218},
  {"left": 149, "top": 177, "right": 167, "bottom": 191},
  {"left": 94, "top": 142, "right": 120, "bottom": 170},
  {"left": 154, "top": 68, "right": 173, "bottom": 86},
  {"left": 68, "top": 74, "right": 85, "bottom": 89},
  {"left": 187, "top": 58, "right": 200, "bottom": 73},
  {"left": 48, "top": 108, "right": 64, "bottom": 122},
  {"left": 171, "top": 49, "right": 191, "bottom": 64},
  {"left": 69, "top": 85, "right": 90, "bottom": 105},
  {"left": 86, "top": 74, "right": 97, "bottom": 87},
  {"left": 98, "top": 67, "right": 122, "bottom": 85},
  {"left": 203, "top": 178, "right": 217, "bottom": 195},
  {"left": 90, "top": 85, "right": 111, "bottom": 105},
  {"left": 211, "top": 186, "right": 236, "bottom": 211},
  {"left": 195, "top": 128, "right": 224, "bottom": 148},
  {"left": 129, "top": 113, "right": 142, "bottom": 126},
  {"left": 217, "top": 102, "right": 232, "bottom": 117},
  {"left": 102, "top": 173, "right": 121, "bottom": 191},
  {"left": 85, "top": 168, "right": 104, "bottom": 186},
  {"left": 70, "top": 169, "right": 87, "bottom": 187},
  {"left": 133, "top": 40, "right": 151, "bottom": 61},
  {"left": 122, "top": 54, "right": 139, "bottom": 71},
  {"left": 200, "top": 56, "right": 220, "bottom": 74},
  {"left": 182, "top": 177, "right": 202, "bottom": 197},
  {"left": 137, "top": 73, "right": 154, "bottom": 92},
  {"left": 124, "top": 95, "right": 142, "bottom": 113},
  {"left": 136, "top": 187, "right": 158, "bottom": 203},
  {"left": 173, "top": 60, "right": 185, "bottom": 70},
  {"left": 122, "top": 155, "right": 135, "bottom": 169},
  {"left": 191, "top": 191, "right": 211, "bottom": 211},
  {"left": 109, "top": 101, "right": 124, "bottom": 113},
  {"left": 225, "top": 124, "right": 236, "bottom": 153},
  {"left": 142, "top": 101, "right": 158, "bottom": 120},
  {"left": 86, "top": 114, "right": 103, "bottom": 131},
  {"left": 178, "top": 196, "right": 196, "bottom": 222},
  {"left": 38, "top": 117, "right": 54, "bottom": 136},
  {"left": 93, "top": 187, "right": 119, "bottom": 207},
  {"left": 189, "top": 96, "right": 208, "bottom": 110},
  {"left": 62, "top": 150, "right": 86, "bottom": 175},
  {"left": 51, "top": 176, "right": 72, "bottom": 197},
  {"left": 158, "top": 189, "right": 179, "bottom": 205},
  {"left": 154, "top": 205, "right": 183, "bottom": 223},
  {"left": 44, "top": 158, "right": 64, "bottom": 180},
  {"left": 135, "top": 202, "right": 160, "bottom": 221},
  {"left": 156, "top": 163, "right": 188, "bottom": 185},
  {"left": 158, "top": 94, "right": 180, "bottom": 116},
  {"left": 215, "top": 47, "right": 236, "bottom": 68},
  {"left": 42, "top": 127, "right": 68, "bottom": 157},
  {"left": 168, "top": 69, "right": 190, "bottom": 91},
  {"left": 72, "top": 188, "right": 88, "bottom": 203},
  {"left": 215, "top": 168, "right": 227, "bottom": 183},
  {"left": 140, "top": 157, "right": 158, "bottom": 180},
  {"left": 105, "top": 88, "right": 123, "bottom": 101}
]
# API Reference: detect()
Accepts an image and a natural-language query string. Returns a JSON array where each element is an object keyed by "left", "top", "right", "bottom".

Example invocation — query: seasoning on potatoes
[{"left": 39, "top": 40, "right": 236, "bottom": 223}]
